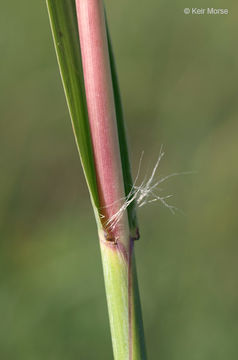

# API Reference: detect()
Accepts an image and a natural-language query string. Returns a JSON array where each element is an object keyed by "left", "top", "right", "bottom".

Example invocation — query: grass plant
[{"left": 46, "top": 1, "right": 146, "bottom": 358}]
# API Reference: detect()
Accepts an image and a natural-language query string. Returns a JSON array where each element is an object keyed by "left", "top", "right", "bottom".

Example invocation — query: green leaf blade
[{"left": 46, "top": 0, "right": 99, "bottom": 211}]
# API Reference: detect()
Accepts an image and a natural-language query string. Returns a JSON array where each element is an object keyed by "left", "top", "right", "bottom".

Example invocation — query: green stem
[{"left": 99, "top": 231, "right": 147, "bottom": 360}]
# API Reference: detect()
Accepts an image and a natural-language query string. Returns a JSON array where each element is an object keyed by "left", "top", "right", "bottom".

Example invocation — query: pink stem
[{"left": 76, "top": 0, "right": 128, "bottom": 244}]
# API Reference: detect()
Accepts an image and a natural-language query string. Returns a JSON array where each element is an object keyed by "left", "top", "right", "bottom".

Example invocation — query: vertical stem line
[
  {"left": 76, "top": 0, "right": 128, "bottom": 244},
  {"left": 128, "top": 240, "right": 134, "bottom": 359},
  {"left": 130, "top": 252, "right": 147, "bottom": 359}
]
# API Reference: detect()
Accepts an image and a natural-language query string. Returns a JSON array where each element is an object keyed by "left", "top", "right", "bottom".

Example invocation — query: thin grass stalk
[
  {"left": 75, "top": 0, "right": 128, "bottom": 242},
  {"left": 75, "top": 1, "right": 146, "bottom": 358}
]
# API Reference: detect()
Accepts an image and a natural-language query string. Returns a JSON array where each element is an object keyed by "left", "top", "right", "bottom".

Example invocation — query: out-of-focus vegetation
[{"left": 1, "top": 0, "right": 238, "bottom": 359}]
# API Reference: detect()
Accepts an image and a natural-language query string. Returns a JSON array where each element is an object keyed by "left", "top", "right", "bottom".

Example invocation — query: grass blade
[{"left": 46, "top": 0, "right": 99, "bottom": 212}]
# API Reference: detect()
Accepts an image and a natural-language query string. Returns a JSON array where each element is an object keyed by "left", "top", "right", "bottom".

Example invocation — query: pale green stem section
[
  {"left": 100, "top": 238, "right": 129, "bottom": 358},
  {"left": 99, "top": 231, "right": 147, "bottom": 360}
]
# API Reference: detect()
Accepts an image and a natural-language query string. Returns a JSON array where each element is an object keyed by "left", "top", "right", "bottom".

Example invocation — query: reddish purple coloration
[{"left": 76, "top": 0, "right": 128, "bottom": 242}]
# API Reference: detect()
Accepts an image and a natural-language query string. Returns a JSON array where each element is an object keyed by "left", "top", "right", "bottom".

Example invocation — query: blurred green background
[{"left": 1, "top": 0, "right": 238, "bottom": 359}]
